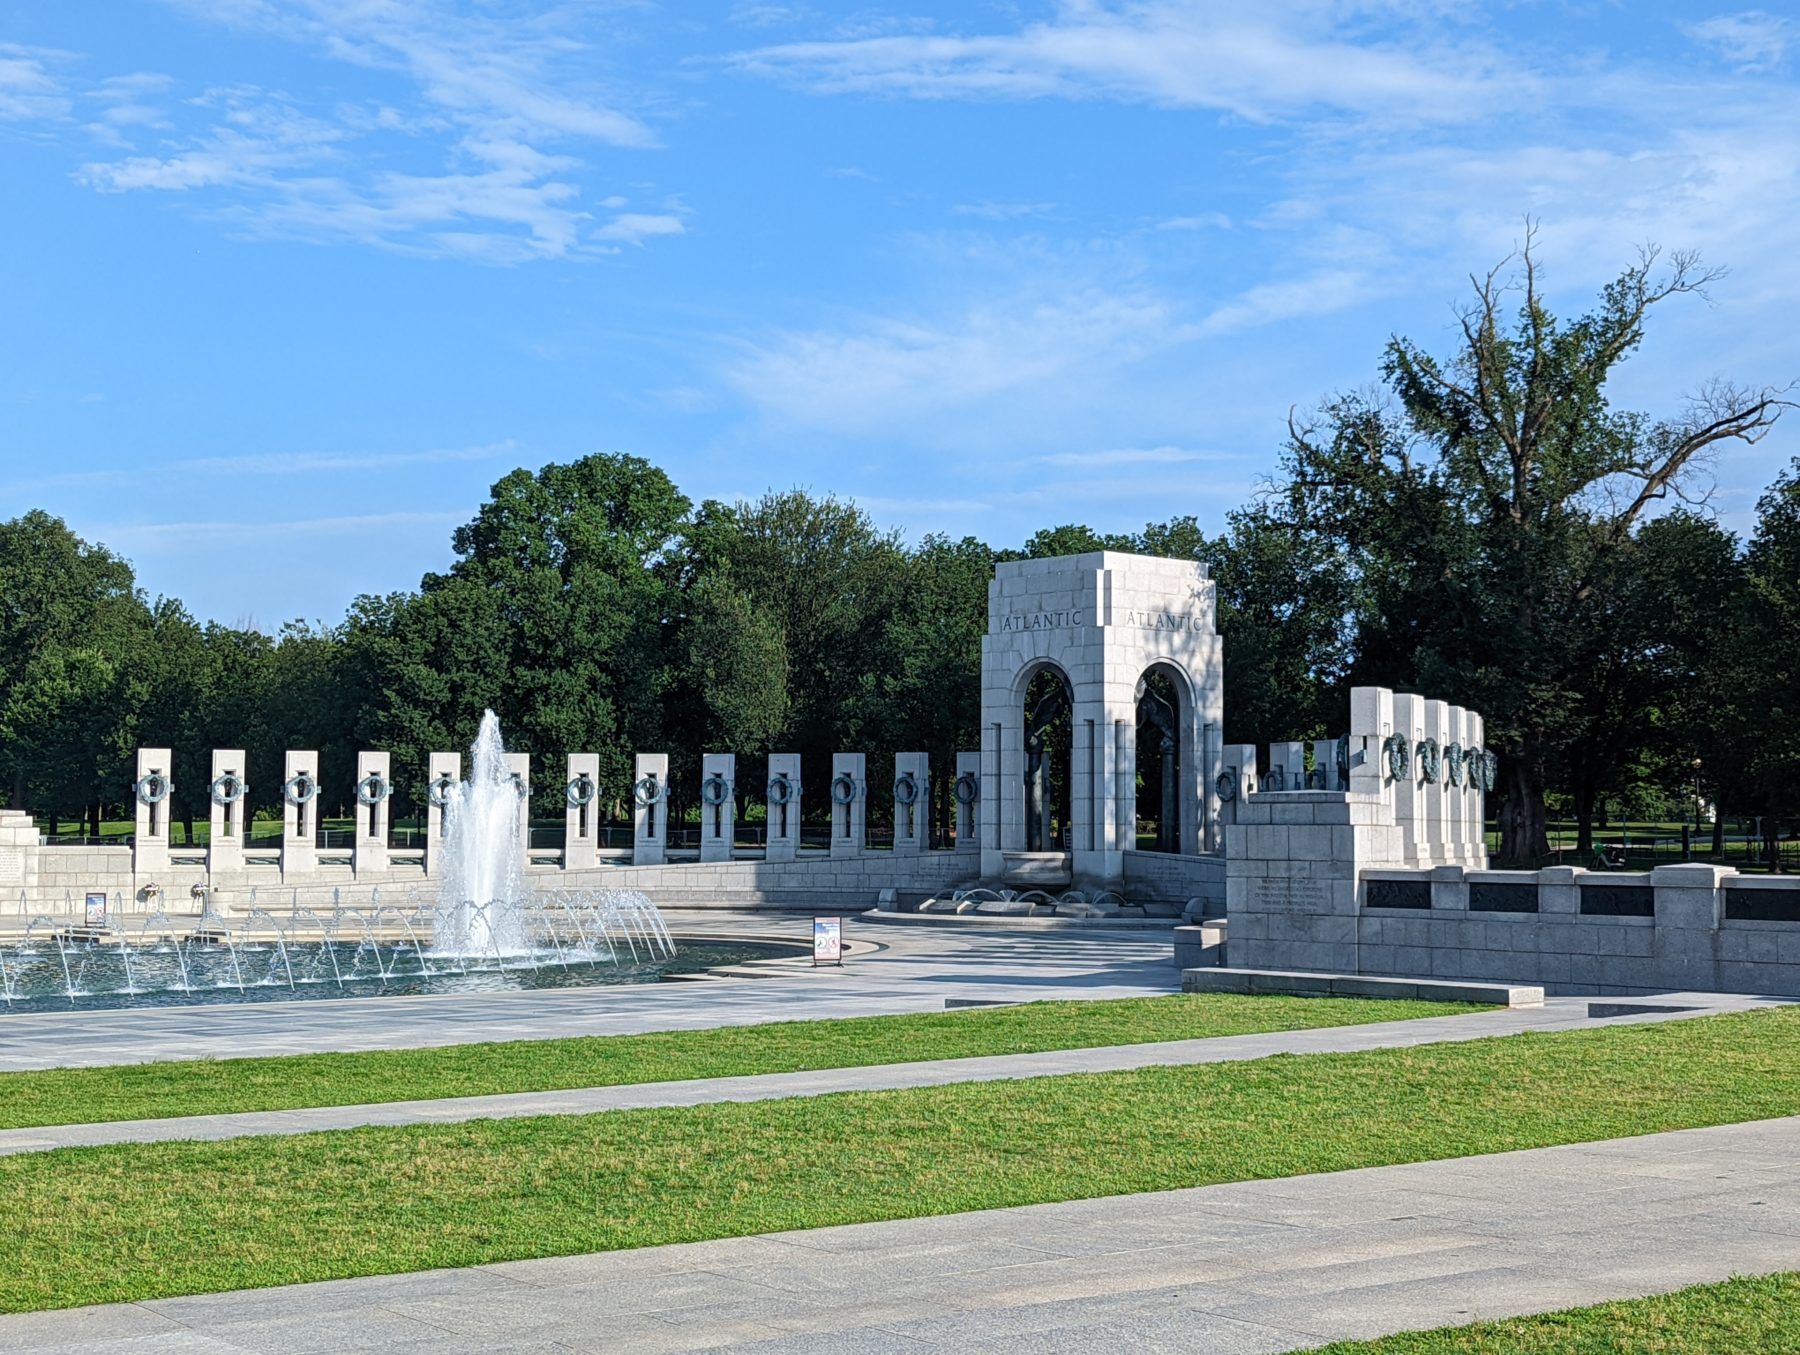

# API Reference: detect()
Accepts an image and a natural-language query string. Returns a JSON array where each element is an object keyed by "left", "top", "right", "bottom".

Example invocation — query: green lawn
[
  {"left": 2, "top": 1005, "right": 1797, "bottom": 1313},
  {"left": 0, "top": 993, "right": 1478, "bottom": 1130},
  {"left": 1304, "top": 1272, "right": 1800, "bottom": 1352}
]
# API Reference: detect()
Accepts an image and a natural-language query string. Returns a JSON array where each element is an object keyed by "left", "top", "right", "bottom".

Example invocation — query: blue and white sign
[{"left": 812, "top": 916, "right": 843, "bottom": 966}]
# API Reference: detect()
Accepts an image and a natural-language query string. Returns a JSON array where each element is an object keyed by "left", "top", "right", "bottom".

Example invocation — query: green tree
[
  {"left": 1281, "top": 237, "right": 1792, "bottom": 862},
  {"left": 0, "top": 511, "right": 145, "bottom": 818},
  {"left": 1710, "top": 460, "right": 1800, "bottom": 867}
]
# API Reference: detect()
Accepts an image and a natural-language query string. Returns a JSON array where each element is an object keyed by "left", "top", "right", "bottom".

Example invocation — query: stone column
[
  {"left": 1348, "top": 686, "right": 1395, "bottom": 801},
  {"left": 1390, "top": 694, "right": 1426, "bottom": 865},
  {"left": 632, "top": 753, "right": 667, "bottom": 866},
  {"left": 424, "top": 752, "right": 460, "bottom": 877},
  {"left": 506, "top": 753, "right": 530, "bottom": 867},
  {"left": 1199, "top": 722, "right": 1224, "bottom": 853},
  {"left": 0, "top": 809, "right": 38, "bottom": 906},
  {"left": 1442, "top": 707, "right": 1469, "bottom": 865},
  {"left": 891, "top": 752, "right": 929, "bottom": 854},
  {"left": 1267, "top": 740, "right": 1305, "bottom": 793},
  {"left": 1422, "top": 698, "right": 1450, "bottom": 866},
  {"left": 352, "top": 752, "right": 391, "bottom": 879},
  {"left": 699, "top": 753, "right": 736, "bottom": 863},
  {"left": 1310, "top": 738, "right": 1341, "bottom": 794},
  {"left": 830, "top": 753, "right": 866, "bottom": 857},
  {"left": 132, "top": 747, "right": 173, "bottom": 882},
  {"left": 206, "top": 749, "right": 248, "bottom": 879},
  {"left": 1219, "top": 744, "right": 1258, "bottom": 828},
  {"left": 281, "top": 750, "right": 319, "bottom": 881},
  {"left": 765, "top": 753, "right": 802, "bottom": 863},
  {"left": 1468, "top": 709, "right": 1489, "bottom": 869},
  {"left": 564, "top": 753, "right": 600, "bottom": 870},
  {"left": 954, "top": 750, "right": 981, "bottom": 854}
]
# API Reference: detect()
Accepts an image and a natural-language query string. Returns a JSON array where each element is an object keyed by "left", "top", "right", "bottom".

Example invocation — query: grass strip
[
  {"left": 0, "top": 993, "right": 1478, "bottom": 1129},
  {"left": 1303, "top": 1272, "right": 1800, "bottom": 1352},
  {"left": 2, "top": 1005, "right": 1797, "bottom": 1313}
]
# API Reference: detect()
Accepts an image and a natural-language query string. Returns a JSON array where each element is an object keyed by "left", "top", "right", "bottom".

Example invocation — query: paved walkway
[
  {"left": 0, "top": 919, "right": 1182, "bottom": 1071},
  {"left": 0, "top": 993, "right": 1775, "bottom": 1156},
  {"left": 6, "top": 1116, "right": 1797, "bottom": 1353}
]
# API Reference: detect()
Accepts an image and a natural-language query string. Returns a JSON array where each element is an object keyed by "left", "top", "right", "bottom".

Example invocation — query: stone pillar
[
  {"left": 1442, "top": 706, "right": 1469, "bottom": 865},
  {"left": 506, "top": 753, "right": 530, "bottom": 867},
  {"left": 564, "top": 753, "right": 600, "bottom": 870},
  {"left": 1348, "top": 686, "right": 1394, "bottom": 801},
  {"left": 206, "top": 749, "right": 248, "bottom": 879},
  {"left": 1220, "top": 744, "right": 1257, "bottom": 826},
  {"left": 830, "top": 753, "right": 866, "bottom": 857},
  {"left": 281, "top": 750, "right": 319, "bottom": 880},
  {"left": 0, "top": 809, "right": 38, "bottom": 905},
  {"left": 352, "top": 751, "right": 391, "bottom": 879},
  {"left": 424, "top": 752, "right": 460, "bottom": 877},
  {"left": 1468, "top": 709, "right": 1489, "bottom": 869},
  {"left": 891, "top": 752, "right": 928, "bottom": 854},
  {"left": 132, "top": 747, "right": 173, "bottom": 881},
  {"left": 1310, "top": 738, "right": 1341, "bottom": 794},
  {"left": 1422, "top": 699, "right": 1449, "bottom": 866},
  {"left": 632, "top": 753, "right": 667, "bottom": 866},
  {"left": 1267, "top": 740, "right": 1305, "bottom": 793},
  {"left": 1391, "top": 694, "right": 1425, "bottom": 865},
  {"left": 954, "top": 750, "right": 981, "bottom": 853},
  {"left": 765, "top": 754, "right": 802, "bottom": 863},
  {"left": 699, "top": 753, "right": 736, "bottom": 863}
]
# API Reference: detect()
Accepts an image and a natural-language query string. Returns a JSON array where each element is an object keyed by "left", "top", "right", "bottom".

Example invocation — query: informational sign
[
  {"left": 812, "top": 915, "right": 843, "bottom": 966},
  {"left": 84, "top": 891, "right": 108, "bottom": 928}
]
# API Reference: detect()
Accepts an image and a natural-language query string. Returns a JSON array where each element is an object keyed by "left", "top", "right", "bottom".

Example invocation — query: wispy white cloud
[
  {"left": 92, "top": 510, "right": 466, "bottom": 554},
  {"left": 0, "top": 42, "right": 72, "bottom": 122},
  {"left": 15, "top": 443, "right": 516, "bottom": 493},
  {"left": 726, "top": 287, "right": 1195, "bottom": 435},
  {"left": 728, "top": 2, "right": 1526, "bottom": 125},
  {"left": 952, "top": 200, "right": 1054, "bottom": 221},
  {"left": 63, "top": 2, "right": 675, "bottom": 261},
  {"left": 594, "top": 212, "right": 686, "bottom": 245},
  {"left": 1034, "top": 446, "right": 1241, "bottom": 468},
  {"left": 1686, "top": 11, "right": 1795, "bottom": 71}
]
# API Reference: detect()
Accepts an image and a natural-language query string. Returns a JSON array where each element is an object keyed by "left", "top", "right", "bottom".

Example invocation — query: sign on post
[
  {"left": 84, "top": 891, "right": 107, "bottom": 928},
  {"left": 812, "top": 915, "right": 843, "bottom": 967}
]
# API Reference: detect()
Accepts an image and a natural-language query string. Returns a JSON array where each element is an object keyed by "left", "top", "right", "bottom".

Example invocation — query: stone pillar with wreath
[
  {"left": 352, "top": 750, "right": 391, "bottom": 879},
  {"left": 954, "top": 750, "right": 981, "bottom": 853},
  {"left": 631, "top": 753, "right": 668, "bottom": 866},
  {"left": 764, "top": 753, "right": 802, "bottom": 863},
  {"left": 424, "top": 751, "right": 461, "bottom": 877},
  {"left": 281, "top": 749, "right": 320, "bottom": 880},
  {"left": 892, "top": 752, "right": 928, "bottom": 854},
  {"left": 132, "top": 746, "right": 173, "bottom": 880},
  {"left": 504, "top": 752, "right": 530, "bottom": 867},
  {"left": 563, "top": 752, "right": 601, "bottom": 870},
  {"left": 829, "top": 752, "right": 866, "bottom": 857},
  {"left": 699, "top": 753, "right": 736, "bottom": 863},
  {"left": 205, "top": 748, "right": 249, "bottom": 880}
]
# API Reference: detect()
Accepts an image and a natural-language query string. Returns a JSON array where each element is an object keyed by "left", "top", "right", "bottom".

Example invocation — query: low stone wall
[
  {"left": 1232, "top": 863, "right": 1800, "bottom": 997},
  {"left": 7, "top": 845, "right": 977, "bottom": 915},
  {"left": 1121, "top": 850, "right": 1226, "bottom": 909}
]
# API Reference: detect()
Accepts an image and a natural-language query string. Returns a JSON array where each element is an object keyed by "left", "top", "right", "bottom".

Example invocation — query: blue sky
[{"left": 3, "top": 1, "right": 1797, "bottom": 627}]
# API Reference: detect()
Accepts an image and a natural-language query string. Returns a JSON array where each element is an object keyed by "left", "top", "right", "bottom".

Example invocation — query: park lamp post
[{"left": 1692, "top": 757, "right": 1703, "bottom": 835}]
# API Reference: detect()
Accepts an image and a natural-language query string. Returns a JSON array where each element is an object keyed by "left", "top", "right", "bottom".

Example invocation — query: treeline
[
  {"left": 0, "top": 468, "right": 1344, "bottom": 843},
  {"left": 2, "top": 243, "right": 1796, "bottom": 863}
]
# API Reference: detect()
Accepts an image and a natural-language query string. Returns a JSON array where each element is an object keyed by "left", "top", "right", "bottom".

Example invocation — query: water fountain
[{"left": 0, "top": 713, "right": 755, "bottom": 1012}]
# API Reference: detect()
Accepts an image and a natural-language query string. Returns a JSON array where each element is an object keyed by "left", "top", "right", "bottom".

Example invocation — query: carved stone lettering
[
  {"left": 1249, "top": 878, "right": 1329, "bottom": 909},
  {"left": 999, "top": 609, "right": 1085, "bottom": 633},
  {"left": 0, "top": 847, "right": 22, "bottom": 886}
]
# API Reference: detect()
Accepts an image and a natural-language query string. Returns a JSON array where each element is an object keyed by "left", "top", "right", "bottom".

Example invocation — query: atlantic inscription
[{"left": 999, "top": 609, "right": 1086, "bottom": 633}]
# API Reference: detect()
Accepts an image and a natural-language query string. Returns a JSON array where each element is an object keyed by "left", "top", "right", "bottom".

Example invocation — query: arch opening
[
  {"left": 1022, "top": 665, "right": 1074, "bottom": 852},
  {"left": 1135, "top": 665, "right": 1185, "bottom": 853}
]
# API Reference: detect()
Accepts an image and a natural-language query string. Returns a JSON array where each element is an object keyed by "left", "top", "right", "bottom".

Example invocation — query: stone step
[{"left": 1182, "top": 966, "right": 1544, "bottom": 1007}]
